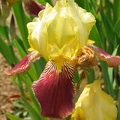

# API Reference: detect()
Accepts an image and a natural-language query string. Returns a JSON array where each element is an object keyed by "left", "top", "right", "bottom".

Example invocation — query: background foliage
[{"left": 0, "top": 0, "right": 120, "bottom": 119}]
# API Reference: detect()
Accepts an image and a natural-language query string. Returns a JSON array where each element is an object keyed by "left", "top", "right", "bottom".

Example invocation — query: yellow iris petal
[
  {"left": 87, "top": 39, "right": 95, "bottom": 44},
  {"left": 27, "top": 0, "right": 96, "bottom": 70},
  {"left": 75, "top": 80, "right": 117, "bottom": 120},
  {"left": 71, "top": 107, "right": 86, "bottom": 120},
  {"left": 27, "top": 17, "right": 42, "bottom": 53}
]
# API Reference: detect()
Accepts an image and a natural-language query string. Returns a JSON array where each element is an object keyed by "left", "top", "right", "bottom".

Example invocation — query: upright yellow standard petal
[
  {"left": 27, "top": 0, "right": 96, "bottom": 71},
  {"left": 75, "top": 80, "right": 117, "bottom": 120}
]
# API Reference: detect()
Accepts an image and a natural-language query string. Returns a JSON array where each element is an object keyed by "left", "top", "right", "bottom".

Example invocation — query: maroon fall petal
[
  {"left": 6, "top": 50, "right": 40, "bottom": 76},
  {"left": 23, "top": 0, "right": 45, "bottom": 16},
  {"left": 90, "top": 45, "right": 120, "bottom": 67},
  {"left": 32, "top": 61, "right": 75, "bottom": 118}
]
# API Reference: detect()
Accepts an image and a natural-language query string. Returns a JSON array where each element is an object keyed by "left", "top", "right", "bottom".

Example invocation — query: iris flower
[
  {"left": 6, "top": 0, "right": 120, "bottom": 118},
  {"left": 71, "top": 80, "right": 117, "bottom": 120}
]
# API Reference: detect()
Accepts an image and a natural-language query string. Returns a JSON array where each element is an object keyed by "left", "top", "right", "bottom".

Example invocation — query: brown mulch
[{"left": 0, "top": 53, "right": 20, "bottom": 120}]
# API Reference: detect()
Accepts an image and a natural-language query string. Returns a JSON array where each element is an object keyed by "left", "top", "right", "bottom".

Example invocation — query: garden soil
[{"left": 0, "top": 53, "right": 20, "bottom": 120}]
